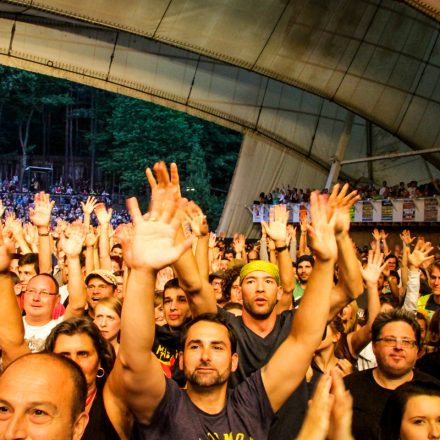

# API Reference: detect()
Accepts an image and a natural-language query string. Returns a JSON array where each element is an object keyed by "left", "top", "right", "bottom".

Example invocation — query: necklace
[{"left": 86, "top": 388, "right": 97, "bottom": 408}]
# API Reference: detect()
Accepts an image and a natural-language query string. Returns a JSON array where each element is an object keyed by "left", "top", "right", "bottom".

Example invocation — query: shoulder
[
  {"left": 418, "top": 294, "right": 431, "bottom": 307},
  {"left": 344, "top": 368, "right": 373, "bottom": 388}
]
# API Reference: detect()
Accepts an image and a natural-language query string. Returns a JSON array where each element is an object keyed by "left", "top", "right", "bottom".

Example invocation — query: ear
[
  {"left": 276, "top": 285, "right": 283, "bottom": 302},
  {"left": 72, "top": 412, "right": 89, "bottom": 440},
  {"left": 178, "top": 351, "right": 184, "bottom": 371},
  {"left": 231, "top": 352, "right": 239, "bottom": 373}
]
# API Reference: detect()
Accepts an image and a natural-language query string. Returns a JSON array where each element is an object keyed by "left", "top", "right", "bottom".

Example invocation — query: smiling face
[
  {"left": 400, "top": 395, "right": 440, "bottom": 440},
  {"left": 86, "top": 277, "right": 114, "bottom": 310},
  {"left": 297, "top": 261, "right": 312, "bottom": 284},
  {"left": 240, "top": 271, "right": 280, "bottom": 320},
  {"left": 94, "top": 305, "right": 120, "bottom": 342},
  {"left": 163, "top": 287, "right": 191, "bottom": 329},
  {"left": 180, "top": 320, "right": 238, "bottom": 388},
  {"left": 430, "top": 267, "right": 440, "bottom": 296},
  {"left": 372, "top": 321, "right": 418, "bottom": 378},
  {"left": 0, "top": 355, "right": 88, "bottom": 440},
  {"left": 23, "top": 275, "right": 60, "bottom": 324}
]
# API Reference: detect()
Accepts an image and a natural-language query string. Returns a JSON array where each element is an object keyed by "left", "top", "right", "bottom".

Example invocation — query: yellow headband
[{"left": 240, "top": 260, "right": 280, "bottom": 285}]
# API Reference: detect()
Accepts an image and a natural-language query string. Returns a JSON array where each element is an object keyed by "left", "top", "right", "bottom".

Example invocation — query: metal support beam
[
  {"left": 341, "top": 147, "right": 440, "bottom": 165},
  {"left": 325, "top": 112, "right": 354, "bottom": 189},
  {"left": 366, "top": 121, "right": 373, "bottom": 182}
]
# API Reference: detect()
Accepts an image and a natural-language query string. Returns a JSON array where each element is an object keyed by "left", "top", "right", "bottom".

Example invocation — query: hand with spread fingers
[
  {"left": 80, "top": 196, "right": 98, "bottom": 215},
  {"left": 184, "top": 201, "right": 208, "bottom": 237},
  {"left": 29, "top": 192, "right": 54, "bottom": 228},
  {"left": 261, "top": 204, "right": 288, "bottom": 246},
  {"left": 60, "top": 223, "right": 87, "bottom": 258},
  {"left": 94, "top": 203, "right": 113, "bottom": 225},
  {"left": 407, "top": 238, "right": 434, "bottom": 271},
  {"left": 126, "top": 184, "right": 191, "bottom": 271},
  {"left": 360, "top": 248, "right": 386, "bottom": 285},
  {"left": 328, "top": 183, "right": 359, "bottom": 236}
]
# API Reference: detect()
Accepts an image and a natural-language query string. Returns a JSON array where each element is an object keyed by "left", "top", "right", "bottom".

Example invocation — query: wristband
[
  {"left": 275, "top": 245, "right": 288, "bottom": 252},
  {"left": 38, "top": 232, "right": 50, "bottom": 237}
]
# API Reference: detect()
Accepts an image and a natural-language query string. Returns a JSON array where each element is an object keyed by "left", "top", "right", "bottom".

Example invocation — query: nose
[
  {"left": 3, "top": 412, "right": 27, "bottom": 439},
  {"left": 200, "top": 346, "right": 211, "bottom": 362},
  {"left": 429, "top": 421, "right": 440, "bottom": 438},
  {"left": 256, "top": 278, "right": 265, "bottom": 291},
  {"left": 170, "top": 300, "right": 177, "bottom": 311},
  {"left": 98, "top": 316, "right": 107, "bottom": 327}
]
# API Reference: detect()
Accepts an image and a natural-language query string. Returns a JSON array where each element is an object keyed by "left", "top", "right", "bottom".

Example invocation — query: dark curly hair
[
  {"left": 222, "top": 265, "right": 244, "bottom": 302},
  {"left": 44, "top": 317, "right": 115, "bottom": 376}
]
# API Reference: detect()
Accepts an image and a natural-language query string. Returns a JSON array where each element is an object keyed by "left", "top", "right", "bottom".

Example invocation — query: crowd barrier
[{"left": 251, "top": 198, "right": 440, "bottom": 223}]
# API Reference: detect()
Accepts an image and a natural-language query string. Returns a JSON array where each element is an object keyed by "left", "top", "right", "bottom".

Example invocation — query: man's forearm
[
  {"left": 37, "top": 225, "right": 52, "bottom": 274},
  {"left": 65, "top": 256, "right": 87, "bottom": 318},
  {"left": 98, "top": 224, "right": 112, "bottom": 270},
  {"left": 336, "top": 232, "right": 363, "bottom": 299}
]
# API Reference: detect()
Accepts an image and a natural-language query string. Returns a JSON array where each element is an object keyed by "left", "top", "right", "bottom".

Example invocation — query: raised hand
[
  {"left": 85, "top": 226, "right": 98, "bottom": 248},
  {"left": 232, "top": 233, "right": 246, "bottom": 254},
  {"left": 0, "top": 225, "right": 13, "bottom": 273},
  {"left": 379, "top": 229, "right": 388, "bottom": 240},
  {"left": 400, "top": 229, "right": 415, "bottom": 246},
  {"left": 184, "top": 201, "right": 208, "bottom": 237},
  {"left": 372, "top": 228, "right": 381, "bottom": 241},
  {"left": 146, "top": 161, "right": 181, "bottom": 205},
  {"left": 80, "top": 196, "right": 97, "bottom": 215},
  {"left": 307, "top": 192, "right": 337, "bottom": 262},
  {"left": 300, "top": 216, "right": 309, "bottom": 233},
  {"left": 261, "top": 204, "right": 288, "bottom": 245},
  {"left": 29, "top": 192, "right": 54, "bottom": 228},
  {"left": 94, "top": 203, "right": 113, "bottom": 225},
  {"left": 60, "top": 223, "right": 87, "bottom": 258},
  {"left": 360, "top": 248, "right": 386, "bottom": 285},
  {"left": 328, "top": 183, "right": 359, "bottom": 236},
  {"left": 115, "top": 223, "right": 134, "bottom": 269},
  {"left": 126, "top": 193, "right": 191, "bottom": 271},
  {"left": 208, "top": 232, "right": 217, "bottom": 249},
  {"left": 408, "top": 239, "right": 434, "bottom": 271},
  {"left": 23, "top": 223, "right": 38, "bottom": 247}
]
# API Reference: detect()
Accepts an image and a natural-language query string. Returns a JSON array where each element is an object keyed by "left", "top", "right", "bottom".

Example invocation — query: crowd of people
[
  {"left": 257, "top": 178, "right": 440, "bottom": 205},
  {"left": 0, "top": 162, "right": 439, "bottom": 439}
]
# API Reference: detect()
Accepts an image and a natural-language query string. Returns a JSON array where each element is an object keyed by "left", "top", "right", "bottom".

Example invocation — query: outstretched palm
[
  {"left": 261, "top": 204, "right": 288, "bottom": 243},
  {"left": 29, "top": 192, "right": 54, "bottom": 227}
]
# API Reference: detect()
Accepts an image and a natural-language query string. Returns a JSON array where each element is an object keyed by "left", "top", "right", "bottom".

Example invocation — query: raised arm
[
  {"left": 0, "top": 230, "right": 30, "bottom": 367},
  {"left": 262, "top": 191, "right": 337, "bottom": 412},
  {"left": 262, "top": 204, "right": 294, "bottom": 312},
  {"left": 94, "top": 203, "right": 113, "bottom": 271},
  {"left": 29, "top": 191, "right": 55, "bottom": 274},
  {"left": 107, "top": 188, "right": 191, "bottom": 424},
  {"left": 80, "top": 196, "right": 97, "bottom": 230},
  {"left": 328, "top": 184, "right": 363, "bottom": 317},
  {"left": 60, "top": 222, "right": 87, "bottom": 319},
  {"left": 347, "top": 248, "right": 384, "bottom": 357}
]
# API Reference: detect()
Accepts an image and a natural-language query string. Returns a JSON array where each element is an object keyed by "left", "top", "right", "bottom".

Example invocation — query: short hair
[
  {"left": 29, "top": 273, "right": 60, "bottom": 295},
  {"left": 18, "top": 253, "right": 39, "bottom": 273},
  {"left": 389, "top": 270, "right": 400, "bottom": 285},
  {"left": 4, "top": 352, "right": 87, "bottom": 422},
  {"left": 113, "top": 270, "right": 124, "bottom": 277},
  {"left": 296, "top": 255, "right": 314, "bottom": 269},
  {"left": 163, "top": 277, "right": 181, "bottom": 292},
  {"left": 380, "top": 380, "right": 440, "bottom": 440},
  {"left": 428, "top": 262, "right": 440, "bottom": 275},
  {"left": 45, "top": 317, "right": 115, "bottom": 375},
  {"left": 95, "top": 297, "right": 122, "bottom": 318},
  {"left": 372, "top": 309, "right": 421, "bottom": 348},
  {"left": 180, "top": 313, "right": 237, "bottom": 354},
  {"left": 154, "top": 290, "right": 164, "bottom": 307},
  {"left": 223, "top": 302, "right": 243, "bottom": 312},
  {"left": 111, "top": 243, "right": 122, "bottom": 251},
  {"left": 222, "top": 265, "right": 244, "bottom": 300}
]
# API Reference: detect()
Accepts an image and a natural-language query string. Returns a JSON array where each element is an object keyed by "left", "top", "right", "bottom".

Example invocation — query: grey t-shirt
[{"left": 131, "top": 370, "right": 274, "bottom": 440}]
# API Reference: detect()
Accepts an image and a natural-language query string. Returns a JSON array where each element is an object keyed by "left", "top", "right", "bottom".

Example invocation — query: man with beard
[
  {"left": 293, "top": 255, "right": 314, "bottom": 304},
  {"left": 117, "top": 183, "right": 338, "bottom": 440}
]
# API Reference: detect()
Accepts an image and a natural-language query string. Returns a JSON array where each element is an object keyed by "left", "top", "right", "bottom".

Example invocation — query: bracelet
[
  {"left": 38, "top": 232, "right": 50, "bottom": 237},
  {"left": 275, "top": 245, "right": 288, "bottom": 252}
]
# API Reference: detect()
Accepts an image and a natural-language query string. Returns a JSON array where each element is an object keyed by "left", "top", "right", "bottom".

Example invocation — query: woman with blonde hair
[{"left": 94, "top": 296, "right": 122, "bottom": 354}]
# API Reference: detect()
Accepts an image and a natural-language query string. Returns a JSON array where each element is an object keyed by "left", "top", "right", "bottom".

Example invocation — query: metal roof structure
[{"left": 0, "top": 0, "right": 438, "bottom": 233}]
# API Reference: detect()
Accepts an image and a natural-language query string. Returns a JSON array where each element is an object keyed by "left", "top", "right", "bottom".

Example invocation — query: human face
[
  {"left": 240, "top": 271, "right": 280, "bottom": 320},
  {"left": 163, "top": 288, "right": 190, "bottom": 328},
  {"left": 430, "top": 267, "right": 440, "bottom": 296},
  {"left": 229, "top": 277, "right": 242, "bottom": 304},
  {"left": 110, "top": 247, "right": 122, "bottom": 258},
  {"left": 180, "top": 320, "right": 238, "bottom": 388},
  {"left": 0, "top": 356, "right": 88, "bottom": 440},
  {"left": 386, "top": 257, "right": 397, "bottom": 271},
  {"left": 155, "top": 304, "right": 166, "bottom": 326},
  {"left": 372, "top": 321, "right": 418, "bottom": 378},
  {"left": 211, "top": 278, "right": 223, "bottom": 301},
  {"left": 114, "top": 276, "right": 123, "bottom": 299},
  {"left": 23, "top": 276, "right": 59, "bottom": 324},
  {"left": 418, "top": 318, "right": 427, "bottom": 343},
  {"left": 18, "top": 264, "right": 38, "bottom": 286},
  {"left": 86, "top": 277, "right": 114, "bottom": 310},
  {"left": 94, "top": 305, "right": 120, "bottom": 342},
  {"left": 110, "top": 260, "right": 121, "bottom": 273},
  {"left": 297, "top": 261, "right": 313, "bottom": 284},
  {"left": 53, "top": 333, "right": 100, "bottom": 390},
  {"left": 400, "top": 395, "right": 440, "bottom": 440}
]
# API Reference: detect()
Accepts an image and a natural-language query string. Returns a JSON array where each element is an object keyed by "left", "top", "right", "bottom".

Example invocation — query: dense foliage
[{"left": 0, "top": 66, "right": 242, "bottom": 226}]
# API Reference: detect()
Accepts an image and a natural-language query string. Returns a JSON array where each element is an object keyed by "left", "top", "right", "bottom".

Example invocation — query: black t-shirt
[
  {"left": 416, "top": 351, "right": 440, "bottom": 380},
  {"left": 152, "top": 324, "right": 186, "bottom": 386},
  {"left": 131, "top": 370, "right": 274, "bottom": 440},
  {"left": 344, "top": 368, "right": 437, "bottom": 440},
  {"left": 218, "top": 308, "right": 308, "bottom": 440}
]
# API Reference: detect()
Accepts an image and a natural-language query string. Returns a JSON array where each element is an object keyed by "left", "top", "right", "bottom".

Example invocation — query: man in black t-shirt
[
  {"left": 114, "top": 166, "right": 339, "bottom": 440},
  {"left": 344, "top": 308, "right": 438, "bottom": 440}
]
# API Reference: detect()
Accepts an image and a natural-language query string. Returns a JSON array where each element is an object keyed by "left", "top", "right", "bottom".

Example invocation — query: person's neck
[
  {"left": 24, "top": 315, "right": 52, "bottom": 326},
  {"left": 300, "top": 280, "right": 307, "bottom": 289},
  {"left": 433, "top": 293, "right": 440, "bottom": 305},
  {"left": 373, "top": 367, "right": 414, "bottom": 390},
  {"left": 314, "top": 346, "right": 338, "bottom": 373},
  {"left": 186, "top": 382, "right": 228, "bottom": 415},
  {"left": 110, "top": 339, "right": 120, "bottom": 355},
  {"left": 242, "top": 310, "right": 277, "bottom": 338}
]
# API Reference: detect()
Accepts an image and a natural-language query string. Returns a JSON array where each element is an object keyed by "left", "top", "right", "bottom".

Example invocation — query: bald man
[{"left": 0, "top": 352, "right": 89, "bottom": 440}]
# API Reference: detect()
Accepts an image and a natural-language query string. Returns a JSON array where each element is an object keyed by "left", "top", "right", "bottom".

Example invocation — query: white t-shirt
[{"left": 23, "top": 317, "right": 63, "bottom": 353}]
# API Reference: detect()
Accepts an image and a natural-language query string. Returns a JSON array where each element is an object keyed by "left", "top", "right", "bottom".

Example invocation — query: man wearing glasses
[{"left": 344, "top": 309, "right": 438, "bottom": 440}]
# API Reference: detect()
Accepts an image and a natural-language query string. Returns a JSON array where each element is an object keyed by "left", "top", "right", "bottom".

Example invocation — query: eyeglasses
[
  {"left": 25, "top": 289, "right": 58, "bottom": 298},
  {"left": 375, "top": 337, "right": 417, "bottom": 349}
]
